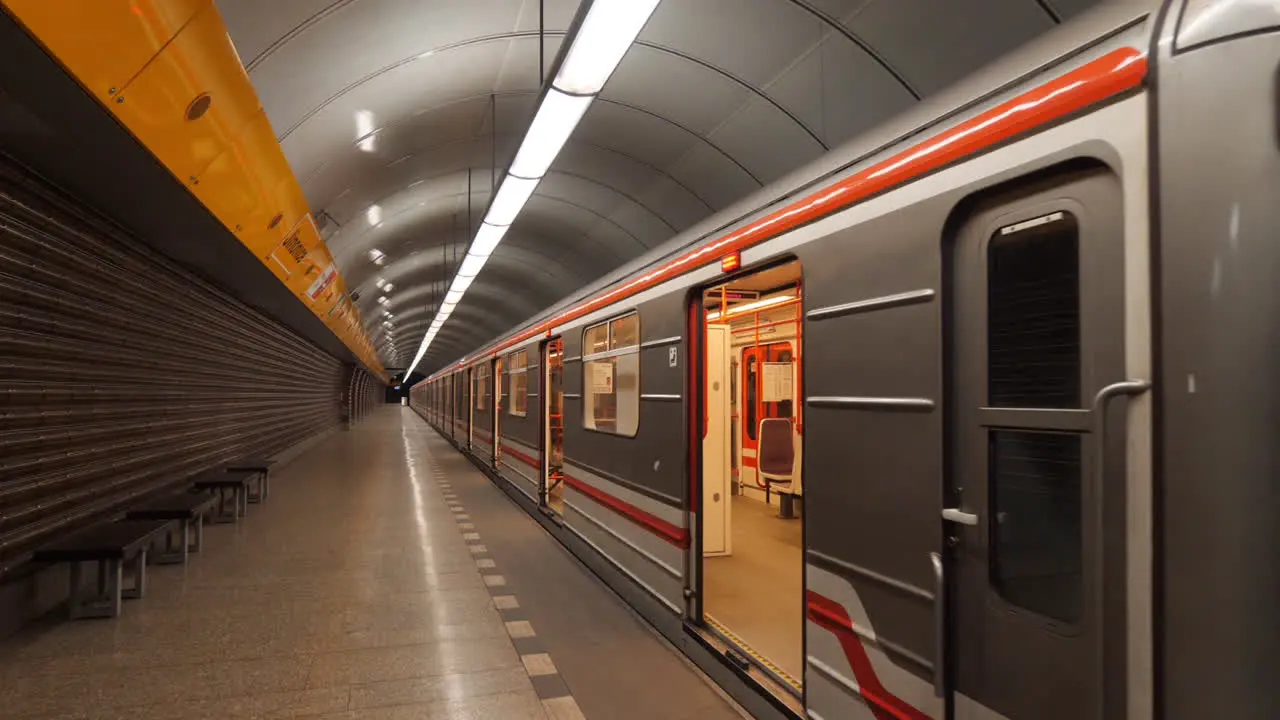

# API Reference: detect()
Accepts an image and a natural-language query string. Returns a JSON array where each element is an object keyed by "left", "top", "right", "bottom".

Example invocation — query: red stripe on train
[
  {"left": 806, "top": 591, "right": 931, "bottom": 720},
  {"left": 502, "top": 445, "right": 540, "bottom": 470},
  {"left": 562, "top": 474, "right": 689, "bottom": 549},
  {"left": 430, "top": 48, "right": 1147, "bottom": 377}
]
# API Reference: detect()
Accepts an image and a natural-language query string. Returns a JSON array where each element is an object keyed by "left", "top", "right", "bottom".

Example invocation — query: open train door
[{"left": 542, "top": 338, "right": 565, "bottom": 514}]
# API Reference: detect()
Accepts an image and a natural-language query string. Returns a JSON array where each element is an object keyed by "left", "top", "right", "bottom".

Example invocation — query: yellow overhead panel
[
  {"left": 1, "top": 0, "right": 202, "bottom": 100},
  {"left": 0, "top": 0, "right": 387, "bottom": 381},
  {"left": 110, "top": 2, "right": 260, "bottom": 188}
]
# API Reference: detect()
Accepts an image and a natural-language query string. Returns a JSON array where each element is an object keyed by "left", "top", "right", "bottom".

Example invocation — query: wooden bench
[
  {"left": 33, "top": 519, "right": 173, "bottom": 619},
  {"left": 225, "top": 458, "right": 275, "bottom": 504},
  {"left": 192, "top": 470, "right": 257, "bottom": 523},
  {"left": 124, "top": 492, "right": 219, "bottom": 565}
]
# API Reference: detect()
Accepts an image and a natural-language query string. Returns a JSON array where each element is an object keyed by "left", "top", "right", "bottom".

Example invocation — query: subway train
[{"left": 412, "top": 2, "right": 1279, "bottom": 719}]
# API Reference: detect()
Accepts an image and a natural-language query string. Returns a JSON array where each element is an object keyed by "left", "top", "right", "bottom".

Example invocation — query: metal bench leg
[
  {"left": 69, "top": 560, "right": 122, "bottom": 619},
  {"left": 122, "top": 550, "right": 147, "bottom": 600},
  {"left": 156, "top": 524, "right": 186, "bottom": 565},
  {"left": 213, "top": 488, "right": 236, "bottom": 524},
  {"left": 191, "top": 514, "right": 204, "bottom": 553}
]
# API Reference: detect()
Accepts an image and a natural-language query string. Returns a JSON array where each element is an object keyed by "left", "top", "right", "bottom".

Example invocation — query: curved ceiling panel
[{"left": 217, "top": 0, "right": 1102, "bottom": 372}]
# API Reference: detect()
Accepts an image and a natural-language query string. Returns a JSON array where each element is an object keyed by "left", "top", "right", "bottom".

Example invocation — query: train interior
[
  {"left": 544, "top": 338, "right": 566, "bottom": 514},
  {"left": 699, "top": 260, "right": 804, "bottom": 697}
]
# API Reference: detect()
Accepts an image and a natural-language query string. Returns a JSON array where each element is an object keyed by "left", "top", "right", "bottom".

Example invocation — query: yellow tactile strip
[
  {"left": 426, "top": 452, "right": 588, "bottom": 720},
  {"left": 704, "top": 614, "right": 802, "bottom": 691}
]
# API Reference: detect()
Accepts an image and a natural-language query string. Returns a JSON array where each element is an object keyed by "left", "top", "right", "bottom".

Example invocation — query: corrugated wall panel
[{"left": 0, "top": 155, "right": 347, "bottom": 573}]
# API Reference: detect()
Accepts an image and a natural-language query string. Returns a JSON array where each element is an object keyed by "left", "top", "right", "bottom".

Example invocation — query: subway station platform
[{"left": 0, "top": 408, "right": 746, "bottom": 720}]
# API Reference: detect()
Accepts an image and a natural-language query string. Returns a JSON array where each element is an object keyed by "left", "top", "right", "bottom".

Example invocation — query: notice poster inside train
[
  {"left": 762, "top": 362, "right": 792, "bottom": 402},
  {"left": 590, "top": 362, "right": 614, "bottom": 393}
]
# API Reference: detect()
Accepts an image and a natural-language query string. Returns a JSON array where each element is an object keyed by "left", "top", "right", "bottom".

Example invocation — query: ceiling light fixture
[
  {"left": 402, "top": 0, "right": 661, "bottom": 378},
  {"left": 355, "top": 110, "right": 377, "bottom": 153},
  {"left": 706, "top": 294, "right": 796, "bottom": 321},
  {"left": 366, "top": 204, "right": 382, "bottom": 226}
]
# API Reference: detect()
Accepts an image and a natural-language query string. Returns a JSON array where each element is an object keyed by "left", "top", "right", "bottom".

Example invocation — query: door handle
[
  {"left": 1091, "top": 379, "right": 1151, "bottom": 487},
  {"left": 930, "top": 551, "right": 944, "bottom": 698},
  {"left": 941, "top": 508, "right": 978, "bottom": 526}
]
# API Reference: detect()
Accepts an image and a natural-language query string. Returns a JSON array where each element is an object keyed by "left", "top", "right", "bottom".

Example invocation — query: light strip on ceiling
[
  {"left": 705, "top": 294, "right": 796, "bottom": 321},
  {"left": 403, "top": 0, "right": 661, "bottom": 377}
]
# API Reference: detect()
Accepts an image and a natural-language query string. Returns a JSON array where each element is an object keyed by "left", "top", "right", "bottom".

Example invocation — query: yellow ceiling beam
[{"left": 2, "top": 0, "right": 387, "bottom": 380}]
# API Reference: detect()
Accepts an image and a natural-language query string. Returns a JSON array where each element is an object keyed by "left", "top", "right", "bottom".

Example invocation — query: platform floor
[
  {"left": 0, "top": 408, "right": 745, "bottom": 720},
  {"left": 703, "top": 495, "right": 804, "bottom": 684}
]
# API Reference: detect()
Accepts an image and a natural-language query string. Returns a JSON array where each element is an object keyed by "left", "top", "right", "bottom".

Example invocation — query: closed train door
[{"left": 948, "top": 168, "right": 1128, "bottom": 720}]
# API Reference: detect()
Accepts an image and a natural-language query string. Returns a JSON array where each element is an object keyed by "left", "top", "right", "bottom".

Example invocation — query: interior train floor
[
  {"left": 703, "top": 494, "right": 804, "bottom": 684},
  {"left": 0, "top": 408, "right": 744, "bottom": 720}
]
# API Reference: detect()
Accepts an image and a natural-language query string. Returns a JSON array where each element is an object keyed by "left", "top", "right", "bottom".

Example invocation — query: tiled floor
[{"left": 0, "top": 410, "right": 551, "bottom": 719}]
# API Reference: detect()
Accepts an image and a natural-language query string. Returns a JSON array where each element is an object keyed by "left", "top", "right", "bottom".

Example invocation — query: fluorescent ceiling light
[
  {"left": 553, "top": 0, "right": 661, "bottom": 95},
  {"left": 508, "top": 90, "right": 592, "bottom": 179},
  {"left": 470, "top": 223, "right": 507, "bottom": 257},
  {"left": 368, "top": 248, "right": 385, "bottom": 263},
  {"left": 366, "top": 205, "right": 382, "bottom": 226},
  {"left": 375, "top": 278, "right": 386, "bottom": 288},
  {"left": 377, "top": 296, "right": 389, "bottom": 305},
  {"left": 355, "top": 110, "right": 377, "bottom": 152},
  {"left": 706, "top": 294, "right": 795, "bottom": 321},
  {"left": 486, "top": 176, "right": 540, "bottom": 226},
  {"left": 402, "top": 0, "right": 662, "bottom": 381},
  {"left": 451, "top": 274, "right": 475, "bottom": 294},
  {"left": 382, "top": 283, "right": 394, "bottom": 292},
  {"left": 456, "top": 254, "right": 486, "bottom": 278}
]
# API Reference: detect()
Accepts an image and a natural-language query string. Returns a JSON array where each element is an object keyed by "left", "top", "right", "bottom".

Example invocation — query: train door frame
[
  {"left": 492, "top": 356, "right": 503, "bottom": 466},
  {"left": 466, "top": 366, "right": 474, "bottom": 451},
  {"left": 541, "top": 337, "right": 565, "bottom": 513},
  {"left": 685, "top": 255, "right": 807, "bottom": 713}
]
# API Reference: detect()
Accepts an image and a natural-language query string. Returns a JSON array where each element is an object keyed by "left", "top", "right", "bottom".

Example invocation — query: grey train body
[{"left": 413, "top": 1, "right": 1279, "bottom": 718}]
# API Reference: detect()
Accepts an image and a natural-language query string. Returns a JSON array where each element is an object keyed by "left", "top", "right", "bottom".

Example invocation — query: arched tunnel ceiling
[{"left": 216, "top": 0, "right": 1104, "bottom": 371}]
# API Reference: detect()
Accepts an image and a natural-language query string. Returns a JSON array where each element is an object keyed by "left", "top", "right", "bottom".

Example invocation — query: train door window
[
  {"left": 509, "top": 350, "right": 528, "bottom": 417},
  {"left": 475, "top": 365, "right": 487, "bottom": 411},
  {"left": 697, "top": 259, "right": 804, "bottom": 707},
  {"left": 582, "top": 312, "right": 639, "bottom": 437},
  {"left": 949, "top": 167, "right": 1125, "bottom": 720},
  {"left": 986, "top": 211, "right": 1083, "bottom": 620}
]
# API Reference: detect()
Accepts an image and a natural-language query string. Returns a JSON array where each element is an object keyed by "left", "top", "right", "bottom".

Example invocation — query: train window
[
  {"left": 475, "top": 365, "right": 488, "bottom": 411},
  {"left": 987, "top": 212, "right": 1080, "bottom": 408},
  {"left": 989, "top": 429, "right": 1082, "bottom": 622},
  {"left": 508, "top": 350, "right": 528, "bottom": 417},
  {"left": 582, "top": 312, "right": 640, "bottom": 437},
  {"left": 745, "top": 355, "right": 758, "bottom": 441}
]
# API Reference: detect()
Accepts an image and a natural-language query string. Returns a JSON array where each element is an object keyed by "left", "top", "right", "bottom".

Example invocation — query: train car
[{"left": 412, "top": 2, "right": 1279, "bottom": 718}]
